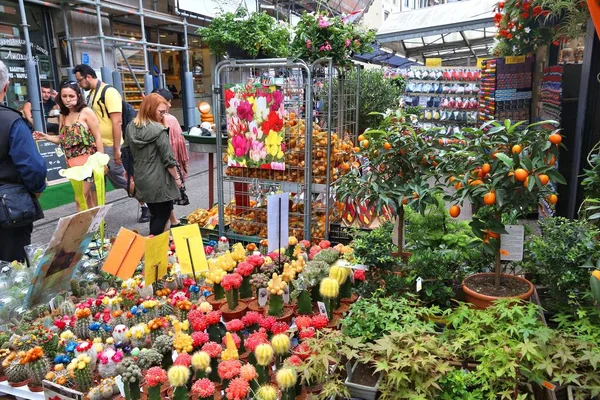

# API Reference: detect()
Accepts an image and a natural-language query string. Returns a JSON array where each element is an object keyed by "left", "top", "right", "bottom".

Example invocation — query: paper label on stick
[
  {"left": 416, "top": 277, "right": 423, "bottom": 293},
  {"left": 144, "top": 231, "right": 170, "bottom": 287},
  {"left": 283, "top": 286, "right": 290, "bottom": 304},
  {"left": 317, "top": 301, "right": 328, "bottom": 316},
  {"left": 115, "top": 376, "right": 125, "bottom": 397},
  {"left": 267, "top": 193, "right": 289, "bottom": 253},
  {"left": 500, "top": 225, "right": 524, "bottom": 261},
  {"left": 171, "top": 224, "right": 208, "bottom": 276},
  {"left": 49, "top": 297, "right": 56, "bottom": 311},
  {"left": 349, "top": 264, "right": 369, "bottom": 270},
  {"left": 258, "top": 288, "right": 269, "bottom": 307}
]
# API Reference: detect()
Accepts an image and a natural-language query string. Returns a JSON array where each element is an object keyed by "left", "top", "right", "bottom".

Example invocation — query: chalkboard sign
[{"left": 35, "top": 140, "right": 68, "bottom": 185}]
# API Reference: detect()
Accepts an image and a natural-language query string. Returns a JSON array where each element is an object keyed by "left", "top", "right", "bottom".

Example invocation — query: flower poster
[{"left": 226, "top": 83, "right": 286, "bottom": 170}]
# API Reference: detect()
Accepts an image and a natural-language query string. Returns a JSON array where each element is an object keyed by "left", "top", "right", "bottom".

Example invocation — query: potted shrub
[
  {"left": 197, "top": 8, "right": 290, "bottom": 59},
  {"left": 446, "top": 120, "right": 565, "bottom": 308},
  {"left": 344, "top": 361, "right": 381, "bottom": 400}
]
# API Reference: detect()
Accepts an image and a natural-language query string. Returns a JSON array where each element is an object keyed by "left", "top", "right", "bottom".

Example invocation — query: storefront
[{"left": 0, "top": 0, "right": 57, "bottom": 110}]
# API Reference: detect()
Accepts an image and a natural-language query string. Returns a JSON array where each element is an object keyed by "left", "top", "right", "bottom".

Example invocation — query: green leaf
[{"left": 495, "top": 153, "right": 514, "bottom": 168}]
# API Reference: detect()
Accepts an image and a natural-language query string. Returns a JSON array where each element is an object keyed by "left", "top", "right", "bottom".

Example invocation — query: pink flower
[
  {"left": 286, "top": 355, "right": 303, "bottom": 367},
  {"left": 245, "top": 330, "right": 269, "bottom": 352},
  {"left": 205, "top": 311, "right": 222, "bottom": 325},
  {"left": 218, "top": 359, "right": 242, "bottom": 380},
  {"left": 188, "top": 310, "right": 208, "bottom": 331},
  {"left": 295, "top": 316, "right": 312, "bottom": 331},
  {"left": 354, "top": 39, "right": 361, "bottom": 46},
  {"left": 174, "top": 353, "right": 192, "bottom": 367},
  {"left": 111, "top": 351, "right": 124, "bottom": 363},
  {"left": 221, "top": 332, "right": 241, "bottom": 349},
  {"left": 221, "top": 273, "right": 243, "bottom": 291},
  {"left": 237, "top": 100, "right": 254, "bottom": 122},
  {"left": 271, "top": 322, "right": 289, "bottom": 335},
  {"left": 240, "top": 364, "right": 257, "bottom": 381},
  {"left": 271, "top": 91, "right": 284, "bottom": 112},
  {"left": 318, "top": 240, "right": 331, "bottom": 249},
  {"left": 242, "top": 312, "right": 263, "bottom": 327},
  {"left": 192, "top": 331, "right": 210, "bottom": 348},
  {"left": 311, "top": 315, "right": 329, "bottom": 329},
  {"left": 345, "top": 38, "right": 351, "bottom": 47},
  {"left": 226, "top": 319, "right": 245, "bottom": 332},
  {"left": 318, "top": 17, "right": 332, "bottom": 28},
  {"left": 300, "top": 240, "right": 311, "bottom": 249},
  {"left": 249, "top": 140, "right": 267, "bottom": 163},
  {"left": 232, "top": 134, "right": 250, "bottom": 158},
  {"left": 306, "top": 39, "right": 312, "bottom": 49},
  {"left": 246, "top": 255, "right": 265, "bottom": 268},
  {"left": 201, "top": 341, "right": 223, "bottom": 358},
  {"left": 225, "top": 377, "right": 249, "bottom": 400},
  {"left": 145, "top": 367, "right": 168, "bottom": 387},
  {"left": 191, "top": 378, "right": 215, "bottom": 398}
]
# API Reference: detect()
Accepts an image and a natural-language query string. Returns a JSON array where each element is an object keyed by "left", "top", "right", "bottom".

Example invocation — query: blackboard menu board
[{"left": 35, "top": 140, "right": 68, "bottom": 185}]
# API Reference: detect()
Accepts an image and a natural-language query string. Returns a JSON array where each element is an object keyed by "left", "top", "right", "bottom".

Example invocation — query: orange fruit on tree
[
  {"left": 413, "top": 191, "right": 419, "bottom": 199},
  {"left": 481, "top": 163, "right": 491, "bottom": 174},
  {"left": 514, "top": 168, "right": 528, "bottom": 182},
  {"left": 383, "top": 142, "right": 392, "bottom": 150},
  {"left": 538, "top": 174, "right": 549, "bottom": 185},
  {"left": 592, "top": 270, "right": 600, "bottom": 280},
  {"left": 358, "top": 134, "right": 366, "bottom": 142},
  {"left": 512, "top": 144, "right": 522, "bottom": 154},
  {"left": 361, "top": 140, "right": 369, "bottom": 149},
  {"left": 402, "top": 197, "right": 408, "bottom": 205},
  {"left": 449, "top": 205, "right": 461, "bottom": 218},
  {"left": 353, "top": 147, "right": 360, "bottom": 153},
  {"left": 547, "top": 194, "right": 558, "bottom": 204},
  {"left": 546, "top": 154, "right": 556, "bottom": 165},
  {"left": 549, "top": 133, "right": 562, "bottom": 145},
  {"left": 483, "top": 191, "right": 496, "bottom": 206},
  {"left": 454, "top": 181, "right": 463, "bottom": 190},
  {"left": 449, "top": 176, "right": 457, "bottom": 183},
  {"left": 470, "top": 179, "right": 483, "bottom": 186},
  {"left": 524, "top": 176, "right": 530, "bottom": 188},
  {"left": 488, "top": 230, "right": 500, "bottom": 239}
]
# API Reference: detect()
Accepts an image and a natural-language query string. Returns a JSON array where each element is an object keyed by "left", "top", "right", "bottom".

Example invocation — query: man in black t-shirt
[{"left": 22, "top": 84, "right": 59, "bottom": 133}]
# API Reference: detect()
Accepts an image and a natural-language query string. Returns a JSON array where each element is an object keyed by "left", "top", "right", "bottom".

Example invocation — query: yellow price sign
[
  {"left": 505, "top": 55, "right": 526, "bottom": 64},
  {"left": 425, "top": 58, "right": 442, "bottom": 67}
]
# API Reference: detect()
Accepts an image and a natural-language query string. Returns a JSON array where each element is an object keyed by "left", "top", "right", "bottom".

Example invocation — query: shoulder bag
[{"left": 0, "top": 182, "right": 41, "bottom": 229}]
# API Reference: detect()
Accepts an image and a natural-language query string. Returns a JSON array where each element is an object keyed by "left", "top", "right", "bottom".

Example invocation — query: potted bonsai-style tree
[
  {"left": 197, "top": 7, "right": 290, "bottom": 59},
  {"left": 337, "top": 108, "right": 448, "bottom": 260},
  {"left": 446, "top": 120, "right": 565, "bottom": 308}
]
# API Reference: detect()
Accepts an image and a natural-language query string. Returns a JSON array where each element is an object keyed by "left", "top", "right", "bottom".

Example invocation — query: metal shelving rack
[{"left": 214, "top": 58, "right": 314, "bottom": 241}]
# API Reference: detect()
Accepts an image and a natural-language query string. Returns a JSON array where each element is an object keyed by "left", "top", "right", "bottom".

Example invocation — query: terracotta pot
[
  {"left": 462, "top": 273, "right": 534, "bottom": 309},
  {"left": 207, "top": 294, "right": 227, "bottom": 310},
  {"left": 220, "top": 301, "right": 248, "bottom": 322},
  {"left": 247, "top": 299, "right": 266, "bottom": 314},
  {"left": 28, "top": 382, "right": 44, "bottom": 392},
  {"left": 9, "top": 378, "right": 30, "bottom": 387},
  {"left": 341, "top": 292, "right": 359, "bottom": 305},
  {"left": 264, "top": 307, "right": 294, "bottom": 324},
  {"left": 333, "top": 302, "right": 350, "bottom": 317},
  {"left": 0, "top": 374, "right": 6, "bottom": 382},
  {"left": 326, "top": 315, "right": 341, "bottom": 329}
]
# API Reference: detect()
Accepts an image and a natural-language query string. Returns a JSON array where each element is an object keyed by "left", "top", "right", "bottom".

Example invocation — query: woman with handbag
[
  {"left": 123, "top": 93, "right": 182, "bottom": 236},
  {"left": 34, "top": 81, "right": 103, "bottom": 210}
]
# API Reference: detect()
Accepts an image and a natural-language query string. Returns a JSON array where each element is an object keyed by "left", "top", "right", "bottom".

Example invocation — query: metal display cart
[{"left": 214, "top": 58, "right": 314, "bottom": 242}]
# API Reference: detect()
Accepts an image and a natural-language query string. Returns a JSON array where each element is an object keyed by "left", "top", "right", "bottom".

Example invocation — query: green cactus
[
  {"left": 70, "top": 280, "right": 82, "bottom": 297},
  {"left": 58, "top": 300, "right": 76, "bottom": 317},
  {"left": 137, "top": 349, "right": 163, "bottom": 370},
  {"left": 152, "top": 335, "right": 173, "bottom": 370},
  {"left": 74, "top": 316, "right": 92, "bottom": 340},
  {"left": 42, "top": 335, "right": 59, "bottom": 360},
  {"left": 117, "top": 358, "right": 143, "bottom": 400},
  {"left": 6, "top": 359, "right": 28, "bottom": 384},
  {"left": 74, "top": 364, "right": 93, "bottom": 393},
  {"left": 27, "top": 357, "right": 50, "bottom": 386}
]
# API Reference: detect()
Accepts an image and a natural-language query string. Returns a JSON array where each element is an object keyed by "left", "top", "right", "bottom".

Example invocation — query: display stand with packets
[{"left": 402, "top": 66, "right": 481, "bottom": 135}]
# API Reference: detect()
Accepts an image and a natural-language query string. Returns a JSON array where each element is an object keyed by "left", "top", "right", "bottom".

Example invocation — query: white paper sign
[
  {"left": 115, "top": 376, "right": 126, "bottom": 397},
  {"left": 258, "top": 288, "right": 269, "bottom": 307},
  {"left": 317, "top": 301, "right": 328, "bottom": 316},
  {"left": 43, "top": 380, "right": 84, "bottom": 399},
  {"left": 349, "top": 264, "right": 369, "bottom": 270},
  {"left": 283, "top": 286, "right": 290, "bottom": 304},
  {"left": 500, "top": 225, "right": 524, "bottom": 261},
  {"left": 267, "top": 193, "right": 290, "bottom": 253},
  {"left": 416, "top": 277, "right": 422, "bottom": 293}
]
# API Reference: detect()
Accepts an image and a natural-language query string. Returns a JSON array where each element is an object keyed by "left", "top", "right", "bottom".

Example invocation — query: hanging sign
[
  {"left": 425, "top": 58, "right": 442, "bottom": 67},
  {"left": 505, "top": 56, "right": 526, "bottom": 64}
]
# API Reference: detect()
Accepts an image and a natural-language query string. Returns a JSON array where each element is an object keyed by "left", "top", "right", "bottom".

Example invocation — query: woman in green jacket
[{"left": 123, "top": 93, "right": 182, "bottom": 235}]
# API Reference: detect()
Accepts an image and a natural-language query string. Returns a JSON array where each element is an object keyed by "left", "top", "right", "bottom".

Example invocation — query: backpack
[{"left": 96, "top": 84, "right": 138, "bottom": 134}]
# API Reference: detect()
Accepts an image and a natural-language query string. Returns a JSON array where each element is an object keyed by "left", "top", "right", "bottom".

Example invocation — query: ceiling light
[{"left": 160, "top": 34, "right": 167, "bottom": 38}]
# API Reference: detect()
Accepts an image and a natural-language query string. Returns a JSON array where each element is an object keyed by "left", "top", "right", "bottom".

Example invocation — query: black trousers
[
  {"left": 0, "top": 223, "right": 33, "bottom": 262},
  {"left": 147, "top": 201, "right": 173, "bottom": 236}
]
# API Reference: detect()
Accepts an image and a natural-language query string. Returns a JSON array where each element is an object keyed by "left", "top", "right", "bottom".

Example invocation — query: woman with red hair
[{"left": 123, "top": 93, "right": 182, "bottom": 235}]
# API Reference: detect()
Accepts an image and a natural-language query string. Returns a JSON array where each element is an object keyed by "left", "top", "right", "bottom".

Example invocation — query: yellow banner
[
  {"left": 171, "top": 224, "right": 208, "bottom": 278},
  {"left": 425, "top": 58, "right": 442, "bottom": 67},
  {"left": 144, "top": 231, "right": 170, "bottom": 287},
  {"left": 505, "top": 55, "right": 526, "bottom": 64}
]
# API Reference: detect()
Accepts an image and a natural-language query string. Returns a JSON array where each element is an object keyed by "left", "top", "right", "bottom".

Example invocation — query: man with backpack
[{"left": 73, "top": 64, "right": 150, "bottom": 223}]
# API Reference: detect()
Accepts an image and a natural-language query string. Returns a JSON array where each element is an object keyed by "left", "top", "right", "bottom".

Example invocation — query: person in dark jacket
[
  {"left": 123, "top": 93, "right": 182, "bottom": 236},
  {"left": 0, "top": 60, "right": 47, "bottom": 262}
]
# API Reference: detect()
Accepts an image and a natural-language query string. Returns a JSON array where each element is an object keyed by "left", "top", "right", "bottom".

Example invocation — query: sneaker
[{"left": 139, "top": 206, "right": 151, "bottom": 223}]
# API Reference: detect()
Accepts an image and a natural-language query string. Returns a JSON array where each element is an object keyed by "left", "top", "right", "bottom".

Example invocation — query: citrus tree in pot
[
  {"left": 337, "top": 109, "right": 449, "bottom": 260},
  {"left": 445, "top": 120, "right": 565, "bottom": 308}
]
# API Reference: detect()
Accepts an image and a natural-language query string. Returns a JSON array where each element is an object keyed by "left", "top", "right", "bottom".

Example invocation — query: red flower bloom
[
  {"left": 192, "top": 331, "right": 210, "bottom": 348},
  {"left": 260, "top": 316, "right": 276, "bottom": 331},
  {"left": 533, "top": 5, "right": 543, "bottom": 16},
  {"left": 497, "top": 1, "right": 504, "bottom": 8},
  {"left": 294, "top": 316, "right": 312, "bottom": 331},
  {"left": 299, "top": 328, "right": 316, "bottom": 340},
  {"left": 221, "top": 273, "right": 243, "bottom": 291},
  {"left": 218, "top": 359, "right": 242, "bottom": 380},
  {"left": 226, "top": 319, "right": 245, "bottom": 332},
  {"left": 54, "top": 320, "right": 66, "bottom": 330},
  {"left": 246, "top": 255, "right": 265, "bottom": 268},
  {"left": 354, "top": 270, "right": 366, "bottom": 282},
  {"left": 522, "top": 2, "right": 531, "bottom": 11},
  {"left": 245, "top": 330, "right": 269, "bottom": 352},
  {"left": 271, "top": 321, "right": 289, "bottom": 335},
  {"left": 311, "top": 315, "right": 329, "bottom": 329},
  {"left": 205, "top": 311, "right": 222, "bottom": 325},
  {"left": 237, "top": 100, "right": 254, "bottom": 122},
  {"left": 225, "top": 377, "right": 249, "bottom": 400},
  {"left": 521, "top": 12, "right": 529, "bottom": 19},
  {"left": 192, "top": 378, "right": 215, "bottom": 398},
  {"left": 201, "top": 341, "right": 223, "bottom": 358},
  {"left": 235, "top": 261, "right": 254, "bottom": 277},
  {"left": 174, "top": 353, "right": 192, "bottom": 367},
  {"left": 188, "top": 310, "right": 209, "bottom": 332},
  {"left": 494, "top": 13, "right": 502, "bottom": 23},
  {"left": 225, "top": 89, "right": 235, "bottom": 108},
  {"left": 261, "top": 110, "right": 283, "bottom": 136},
  {"left": 318, "top": 240, "right": 331, "bottom": 249}
]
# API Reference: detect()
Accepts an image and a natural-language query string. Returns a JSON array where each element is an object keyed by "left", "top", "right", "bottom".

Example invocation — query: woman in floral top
[{"left": 34, "top": 81, "right": 103, "bottom": 210}]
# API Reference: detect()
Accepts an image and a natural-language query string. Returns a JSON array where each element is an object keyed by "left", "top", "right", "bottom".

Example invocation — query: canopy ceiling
[{"left": 377, "top": 0, "right": 498, "bottom": 66}]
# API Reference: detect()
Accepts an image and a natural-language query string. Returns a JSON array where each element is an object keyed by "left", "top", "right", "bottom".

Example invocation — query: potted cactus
[
  {"left": 22, "top": 346, "right": 50, "bottom": 392},
  {"left": 168, "top": 365, "right": 191, "bottom": 400},
  {"left": 276, "top": 368, "right": 297, "bottom": 400},
  {"left": 254, "top": 343, "right": 274, "bottom": 385},
  {"left": 145, "top": 367, "right": 168, "bottom": 400},
  {"left": 271, "top": 334, "right": 291, "bottom": 369},
  {"left": 116, "top": 358, "right": 144, "bottom": 400},
  {"left": 319, "top": 278, "right": 339, "bottom": 320},
  {"left": 267, "top": 273, "right": 293, "bottom": 322},
  {"left": 152, "top": 335, "right": 174, "bottom": 370},
  {"left": 191, "top": 377, "right": 216, "bottom": 400},
  {"left": 67, "top": 354, "right": 93, "bottom": 392},
  {"left": 74, "top": 308, "right": 92, "bottom": 340},
  {"left": 191, "top": 351, "right": 211, "bottom": 379},
  {"left": 220, "top": 273, "right": 248, "bottom": 321},
  {"left": 3, "top": 352, "right": 29, "bottom": 387}
]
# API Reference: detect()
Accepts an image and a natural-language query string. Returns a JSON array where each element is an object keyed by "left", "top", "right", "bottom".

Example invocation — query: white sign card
[
  {"left": 283, "top": 286, "right": 290, "bottom": 304},
  {"left": 317, "top": 301, "right": 328, "bottom": 317},
  {"left": 267, "top": 193, "right": 289, "bottom": 253},
  {"left": 258, "top": 288, "right": 269, "bottom": 307},
  {"left": 43, "top": 380, "right": 84, "bottom": 399},
  {"left": 500, "top": 225, "right": 525, "bottom": 261}
]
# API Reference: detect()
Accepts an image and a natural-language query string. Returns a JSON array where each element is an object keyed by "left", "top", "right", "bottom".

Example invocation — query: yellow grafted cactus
[
  {"left": 191, "top": 351, "right": 211, "bottom": 370},
  {"left": 231, "top": 243, "right": 247, "bottom": 262},
  {"left": 276, "top": 368, "right": 297, "bottom": 389},
  {"left": 271, "top": 334, "right": 291, "bottom": 355},
  {"left": 221, "top": 332, "right": 239, "bottom": 361},
  {"left": 256, "top": 385, "right": 278, "bottom": 400},
  {"left": 173, "top": 332, "right": 194, "bottom": 354},
  {"left": 168, "top": 365, "right": 190, "bottom": 387},
  {"left": 267, "top": 273, "right": 287, "bottom": 296},
  {"left": 281, "top": 263, "right": 296, "bottom": 283},
  {"left": 329, "top": 265, "right": 349, "bottom": 285},
  {"left": 255, "top": 344, "right": 274, "bottom": 366},
  {"left": 199, "top": 302, "right": 213, "bottom": 313},
  {"left": 216, "top": 251, "right": 236, "bottom": 272},
  {"left": 319, "top": 278, "right": 340, "bottom": 299}
]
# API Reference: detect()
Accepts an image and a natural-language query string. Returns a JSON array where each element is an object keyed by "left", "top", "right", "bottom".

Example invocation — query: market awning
[
  {"left": 353, "top": 43, "right": 418, "bottom": 68},
  {"left": 377, "top": 0, "right": 498, "bottom": 66}
]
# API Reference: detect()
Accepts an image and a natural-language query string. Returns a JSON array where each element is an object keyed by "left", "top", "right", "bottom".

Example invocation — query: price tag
[
  {"left": 115, "top": 375, "right": 126, "bottom": 397},
  {"left": 349, "top": 264, "right": 369, "bottom": 271},
  {"left": 500, "top": 225, "right": 524, "bottom": 261},
  {"left": 49, "top": 297, "right": 56, "bottom": 311},
  {"left": 542, "top": 381, "right": 556, "bottom": 391},
  {"left": 172, "top": 350, "right": 178, "bottom": 362},
  {"left": 317, "top": 301, "right": 328, "bottom": 317},
  {"left": 416, "top": 277, "right": 422, "bottom": 293},
  {"left": 258, "top": 288, "right": 269, "bottom": 307},
  {"left": 505, "top": 55, "right": 526, "bottom": 64},
  {"left": 283, "top": 286, "right": 290, "bottom": 304}
]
